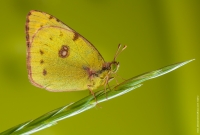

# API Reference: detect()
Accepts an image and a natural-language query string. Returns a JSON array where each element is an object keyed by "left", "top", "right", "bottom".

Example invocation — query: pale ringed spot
[{"left": 59, "top": 45, "right": 69, "bottom": 58}]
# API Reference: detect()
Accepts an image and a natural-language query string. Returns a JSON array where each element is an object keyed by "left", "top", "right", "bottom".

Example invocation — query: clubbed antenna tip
[{"left": 114, "top": 44, "right": 127, "bottom": 61}]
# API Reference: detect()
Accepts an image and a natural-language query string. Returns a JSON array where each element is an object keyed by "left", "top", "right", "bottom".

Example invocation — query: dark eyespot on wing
[{"left": 58, "top": 45, "right": 70, "bottom": 58}]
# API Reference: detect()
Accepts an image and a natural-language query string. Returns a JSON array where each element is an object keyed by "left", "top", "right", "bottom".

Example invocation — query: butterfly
[{"left": 26, "top": 10, "right": 126, "bottom": 95}]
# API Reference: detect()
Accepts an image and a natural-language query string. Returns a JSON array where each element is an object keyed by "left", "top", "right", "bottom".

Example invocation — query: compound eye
[{"left": 102, "top": 66, "right": 107, "bottom": 70}]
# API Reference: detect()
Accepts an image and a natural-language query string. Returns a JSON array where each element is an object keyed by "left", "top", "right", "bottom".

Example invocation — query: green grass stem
[{"left": 0, "top": 59, "right": 194, "bottom": 135}]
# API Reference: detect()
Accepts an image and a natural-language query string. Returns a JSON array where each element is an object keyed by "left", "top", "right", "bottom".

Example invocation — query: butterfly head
[
  {"left": 112, "top": 44, "right": 126, "bottom": 72},
  {"left": 102, "top": 44, "right": 127, "bottom": 75},
  {"left": 102, "top": 61, "right": 119, "bottom": 74}
]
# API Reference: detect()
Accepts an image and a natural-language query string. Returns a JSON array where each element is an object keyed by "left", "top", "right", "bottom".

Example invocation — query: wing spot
[
  {"left": 49, "top": 15, "right": 53, "bottom": 19},
  {"left": 73, "top": 32, "right": 79, "bottom": 41},
  {"left": 40, "top": 50, "right": 44, "bottom": 55},
  {"left": 40, "top": 59, "right": 44, "bottom": 64},
  {"left": 50, "top": 37, "right": 53, "bottom": 40},
  {"left": 59, "top": 45, "right": 69, "bottom": 58},
  {"left": 56, "top": 18, "right": 60, "bottom": 22},
  {"left": 43, "top": 69, "right": 47, "bottom": 76}
]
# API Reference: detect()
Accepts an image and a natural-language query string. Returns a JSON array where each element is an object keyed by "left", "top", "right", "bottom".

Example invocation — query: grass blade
[{"left": 0, "top": 59, "right": 194, "bottom": 135}]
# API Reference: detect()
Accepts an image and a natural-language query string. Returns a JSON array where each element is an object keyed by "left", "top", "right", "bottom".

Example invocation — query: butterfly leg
[
  {"left": 87, "top": 85, "right": 98, "bottom": 105},
  {"left": 104, "top": 75, "right": 112, "bottom": 99}
]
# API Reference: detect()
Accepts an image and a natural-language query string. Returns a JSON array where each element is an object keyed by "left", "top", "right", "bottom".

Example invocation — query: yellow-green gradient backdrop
[{"left": 0, "top": 0, "right": 199, "bottom": 135}]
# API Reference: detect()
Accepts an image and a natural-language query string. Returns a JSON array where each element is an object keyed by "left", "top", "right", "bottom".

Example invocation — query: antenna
[{"left": 113, "top": 44, "right": 127, "bottom": 61}]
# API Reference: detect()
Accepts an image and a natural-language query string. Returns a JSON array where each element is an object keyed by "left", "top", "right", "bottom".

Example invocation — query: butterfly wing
[{"left": 26, "top": 10, "right": 105, "bottom": 91}]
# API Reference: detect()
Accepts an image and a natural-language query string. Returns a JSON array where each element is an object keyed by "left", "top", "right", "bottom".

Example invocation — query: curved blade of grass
[{"left": 0, "top": 59, "right": 194, "bottom": 135}]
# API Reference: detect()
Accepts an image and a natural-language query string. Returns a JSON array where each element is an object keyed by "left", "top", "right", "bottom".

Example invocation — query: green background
[{"left": 0, "top": 0, "right": 199, "bottom": 135}]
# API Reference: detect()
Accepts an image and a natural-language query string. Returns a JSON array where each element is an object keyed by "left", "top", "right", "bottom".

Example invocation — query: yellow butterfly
[{"left": 26, "top": 10, "right": 126, "bottom": 94}]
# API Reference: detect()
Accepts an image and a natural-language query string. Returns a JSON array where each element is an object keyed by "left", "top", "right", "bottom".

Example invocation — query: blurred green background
[{"left": 0, "top": 0, "right": 199, "bottom": 135}]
